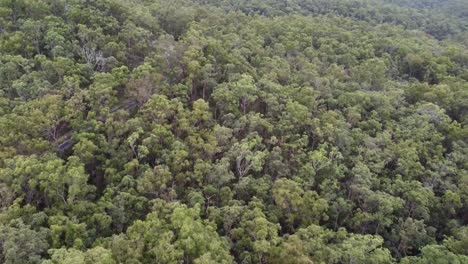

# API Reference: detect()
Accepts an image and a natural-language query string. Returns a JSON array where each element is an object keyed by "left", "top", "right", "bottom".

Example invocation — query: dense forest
[{"left": 0, "top": 0, "right": 467, "bottom": 263}]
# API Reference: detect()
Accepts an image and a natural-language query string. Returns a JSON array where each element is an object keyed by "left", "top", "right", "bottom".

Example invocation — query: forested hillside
[{"left": 0, "top": 0, "right": 467, "bottom": 263}]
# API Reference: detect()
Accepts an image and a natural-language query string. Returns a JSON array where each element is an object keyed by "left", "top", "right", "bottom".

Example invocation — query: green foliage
[{"left": 0, "top": 0, "right": 466, "bottom": 263}]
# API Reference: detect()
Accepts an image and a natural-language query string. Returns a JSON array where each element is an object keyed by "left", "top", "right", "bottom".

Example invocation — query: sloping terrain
[{"left": 0, "top": 0, "right": 467, "bottom": 263}]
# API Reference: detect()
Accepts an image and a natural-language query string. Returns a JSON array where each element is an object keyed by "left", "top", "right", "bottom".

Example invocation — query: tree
[
  {"left": 228, "top": 135, "right": 267, "bottom": 180},
  {"left": 401, "top": 244, "right": 468, "bottom": 264},
  {"left": 272, "top": 225, "right": 394, "bottom": 264},
  {"left": 229, "top": 200, "right": 281, "bottom": 264},
  {"left": 212, "top": 74, "right": 259, "bottom": 116},
  {"left": 0, "top": 220, "right": 49, "bottom": 264}
]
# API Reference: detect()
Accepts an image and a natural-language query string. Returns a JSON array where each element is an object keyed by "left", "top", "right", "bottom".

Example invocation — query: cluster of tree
[
  {"left": 195, "top": 0, "right": 468, "bottom": 41},
  {"left": 0, "top": 0, "right": 467, "bottom": 263}
]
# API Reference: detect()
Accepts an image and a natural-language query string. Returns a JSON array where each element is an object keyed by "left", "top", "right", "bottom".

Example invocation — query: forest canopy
[{"left": 0, "top": 0, "right": 467, "bottom": 263}]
